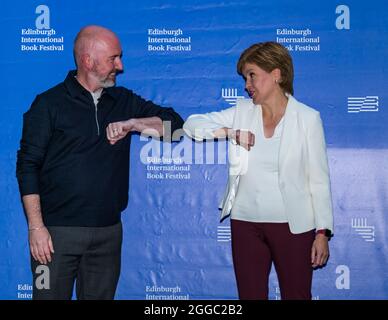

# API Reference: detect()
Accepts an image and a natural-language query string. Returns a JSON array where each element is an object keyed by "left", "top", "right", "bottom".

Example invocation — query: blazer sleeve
[
  {"left": 306, "top": 113, "right": 334, "bottom": 233},
  {"left": 183, "top": 107, "right": 236, "bottom": 141}
]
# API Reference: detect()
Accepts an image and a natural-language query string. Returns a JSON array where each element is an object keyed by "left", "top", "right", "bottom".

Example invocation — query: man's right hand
[
  {"left": 29, "top": 227, "right": 54, "bottom": 265},
  {"left": 106, "top": 120, "right": 134, "bottom": 145}
]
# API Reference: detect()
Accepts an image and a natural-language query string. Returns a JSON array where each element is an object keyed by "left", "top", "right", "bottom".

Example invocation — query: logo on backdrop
[
  {"left": 276, "top": 28, "right": 320, "bottom": 52},
  {"left": 17, "top": 264, "right": 50, "bottom": 299},
  {"left": 351, "top": 218, "right": 375, "bottom": 242},
  {"left": 273, "top": 286, "right": 320, "bottom": 300},
  {"left": 335, "top": 265, "right": 350, "bottom": 289},
  {"left": 20, "top": 5, "right": 64, "bottom": 52},
  {"left": 144, "top": 154, "right": 191, "bottom": 181},
  {"left": 347, "top": 96, "right": 379, "bottom": 113},
  {"left": 217, "top": 226, "right": 231, "bottom": 242},
  {"left": 16, "top": 283, "right": 32, "bottom": 299},
  {"left": 336, "top": 5, "right": 350, "bottom": 30},
  {"left": 221, "top": 88, "right": 246, "bottom": 106},
  {"left": 147, "top": 28, "right": 192, "bottom": 53},
  {"left": 145, "top": 285, "right": 189, "bottom": 300}
]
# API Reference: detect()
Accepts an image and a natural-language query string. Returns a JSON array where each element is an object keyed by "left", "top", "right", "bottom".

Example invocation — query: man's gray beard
[{"left": 100, "top": 79, "right": 115, "bottom": 88}]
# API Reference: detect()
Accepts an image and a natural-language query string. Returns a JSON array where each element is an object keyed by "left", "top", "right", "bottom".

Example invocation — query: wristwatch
[{"left": 316, "top": 229, "right": 333, "bottom": 239}]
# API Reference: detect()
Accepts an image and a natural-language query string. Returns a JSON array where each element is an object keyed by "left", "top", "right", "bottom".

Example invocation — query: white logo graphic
[
  {"left": 20, "top": 5, "right": 64, "bottom": 52},
  {"left": 147, "top": 28, "right": 191, "bottom": 52},
  {"left": 35, "top": 5, "right": 50, "bottom": 29},
  {"left": 145, "top": 285, "right": 189, "bottom": 300},
  {"left": 351, "top": 218, "right": 375, "bottom": 242},
  {"left": 217, "top": 226, "right": 231, "bottom": 242},
  {"left": 335, "top": 265, "right": 350, "bottom": 289},
  {"left": 276, "top": 28, "right": 320, "bottom": 52},
  {"left": 222, "top": 88, "right": 245, "bottom": 106},
  {"left": 17, "top": 284, "right": 33, "bottom": 299},
  {"left": 335, "top": 5, "right": 350, "bottom": 30},
  {"left": 347, "top": 96, "right": 379, "bottom": 113}
]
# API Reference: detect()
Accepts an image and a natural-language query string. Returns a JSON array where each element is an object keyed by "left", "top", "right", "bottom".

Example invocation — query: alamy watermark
[
  {"left": 35, "top": 264, "right": 50, "bottom": 290},
  {"left": 139, "top": 121, "right": 247, "bottom": 168}
]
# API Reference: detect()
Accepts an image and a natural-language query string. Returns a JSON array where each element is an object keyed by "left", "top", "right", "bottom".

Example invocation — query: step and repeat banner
[{"left": 1, "top": 0, "right": 387, "bottom": 299}]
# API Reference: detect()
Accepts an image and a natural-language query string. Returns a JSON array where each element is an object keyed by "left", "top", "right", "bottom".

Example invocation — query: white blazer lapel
[{"left": 279, "top": 96, "right": 298, "bottom": 170}]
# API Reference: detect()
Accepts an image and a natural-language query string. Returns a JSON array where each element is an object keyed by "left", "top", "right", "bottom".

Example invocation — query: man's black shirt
[{"left": 16, "top": 71, "right": 184, "bottom": 227}]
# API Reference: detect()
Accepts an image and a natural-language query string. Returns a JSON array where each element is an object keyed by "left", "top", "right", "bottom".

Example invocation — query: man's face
[{"left": 90, "top": 36, "right": 123, "bottom": 88}]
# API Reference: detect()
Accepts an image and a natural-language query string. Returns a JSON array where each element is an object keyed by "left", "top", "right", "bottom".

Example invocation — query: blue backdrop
[{"left": 1, "top": 0, "right": 387, "bottom": 299}]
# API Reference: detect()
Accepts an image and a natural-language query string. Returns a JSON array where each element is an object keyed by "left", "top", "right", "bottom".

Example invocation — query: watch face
[{"left": 325, "top": 229, "right": 332, "bottom": 237}]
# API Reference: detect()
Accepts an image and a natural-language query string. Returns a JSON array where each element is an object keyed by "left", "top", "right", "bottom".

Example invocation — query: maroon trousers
[{"left": 231, "top": 219, "right": 315, "bottom": 300}]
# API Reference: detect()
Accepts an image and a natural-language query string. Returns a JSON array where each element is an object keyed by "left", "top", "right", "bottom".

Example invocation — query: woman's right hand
[
  {"left": 231, "top": 129, "right": 255, "bottom": 151},
  {"left": 213, "top": 128, "right": 255, "bottom": 151}
]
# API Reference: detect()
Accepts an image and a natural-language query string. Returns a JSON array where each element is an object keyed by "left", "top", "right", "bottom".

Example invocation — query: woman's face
[{"left": 242, "top": 63, "right": 279, "bottom": 105}]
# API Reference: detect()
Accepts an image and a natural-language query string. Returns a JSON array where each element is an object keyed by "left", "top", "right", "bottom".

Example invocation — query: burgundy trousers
[{"left": 231, "top": 219, "right": 315, "bottom": 300}]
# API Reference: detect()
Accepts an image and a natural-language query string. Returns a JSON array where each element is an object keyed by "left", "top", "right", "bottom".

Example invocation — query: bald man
[{"left": 16, "top": 26, "right": 183, "bottom": 300}]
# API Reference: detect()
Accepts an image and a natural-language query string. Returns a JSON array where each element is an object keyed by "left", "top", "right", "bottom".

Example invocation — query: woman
[{"left": 183, "top": 42, "right": 334, "bottom": 300}]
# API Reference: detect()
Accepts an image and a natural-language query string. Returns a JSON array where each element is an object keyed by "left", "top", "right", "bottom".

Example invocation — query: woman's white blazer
[{"left": 183, "top": 95, "right": 333, "bottom": 234}]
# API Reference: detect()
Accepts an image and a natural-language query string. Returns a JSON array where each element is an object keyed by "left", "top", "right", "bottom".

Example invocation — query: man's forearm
[
  {"left": 22, "top": 194, "right": 45, "bottom": 229},
  {"left": 132, "top": 116, "right": 163, "bottom": 137},
  {"left": 106, "top": 117, "right": 165, "bottom": 144}
]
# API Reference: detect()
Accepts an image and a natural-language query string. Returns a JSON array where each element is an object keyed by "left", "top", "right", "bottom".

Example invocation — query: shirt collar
[{"left": 64, "top": 70, "right": 119, "bottom": 100}]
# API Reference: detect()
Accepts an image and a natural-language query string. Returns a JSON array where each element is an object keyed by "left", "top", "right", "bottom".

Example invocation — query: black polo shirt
[{"left": 16, "top": 70, "right": 183, "bottom": 227}]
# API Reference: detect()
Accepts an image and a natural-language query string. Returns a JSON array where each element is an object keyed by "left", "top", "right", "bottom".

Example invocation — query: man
[{"left": 16, "top": 25, "right": 183, "bottom": 300}]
